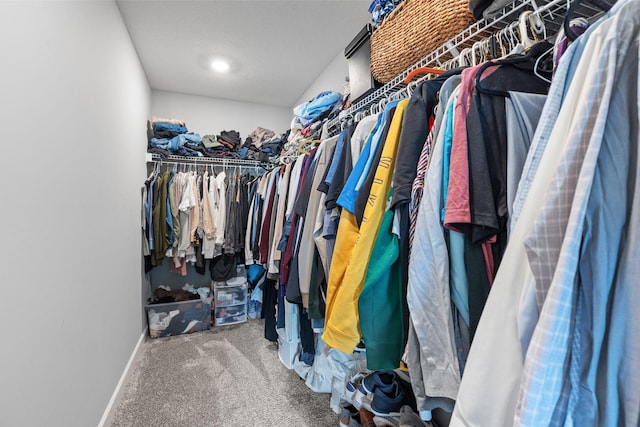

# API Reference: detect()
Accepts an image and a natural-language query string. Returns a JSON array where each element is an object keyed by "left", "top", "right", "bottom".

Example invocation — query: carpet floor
[{"left": 108, "top": 319, "right": 337, "bottom": 427}]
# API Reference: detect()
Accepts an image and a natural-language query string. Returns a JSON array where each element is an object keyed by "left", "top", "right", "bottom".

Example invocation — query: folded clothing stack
[
  {"left": 146, "top": 116, "right": 288, "bottom": 163},
  {"left": 293, "top": 91, "right": 343, "bottom": 129},
  {"left": 147, "top": 116, "right": 203, "bottom": 157},
  {"left": 368, "top": 0, "right": 403, "bottom": 25},
  {"left": 237, "top": 127, "right": 290, "bottom": 162}
]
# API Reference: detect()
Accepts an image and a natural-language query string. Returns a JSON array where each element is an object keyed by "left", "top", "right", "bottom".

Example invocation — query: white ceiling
[{"left": 117, "top": 0, "right": 372, "bottom": 108}]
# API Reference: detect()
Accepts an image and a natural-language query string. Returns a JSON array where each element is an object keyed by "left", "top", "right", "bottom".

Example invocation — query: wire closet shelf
[
  {"left": 147, "top": 153, "right": 268, "bottom": 169},
  {"left": 327, "top": 0, "right": 605, "bottom": 131}
]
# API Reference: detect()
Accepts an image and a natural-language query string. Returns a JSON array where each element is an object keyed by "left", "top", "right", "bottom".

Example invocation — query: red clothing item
[
  {"left": 280, "top": 148, "right": 317, "bottom": 286},
  {"left": 445, "top": 65, "right": 487, "bottom": 229},
  {"left": 258, "top": 173, "right": 278, "bottom": 264},
  {"left": 443, "top": 63, "right": 498, "bottom": 284}
]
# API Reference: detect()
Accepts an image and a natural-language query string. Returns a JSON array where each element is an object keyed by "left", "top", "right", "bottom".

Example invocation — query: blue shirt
[
  {"left": 323, "top": 130, "right": 346, "bottom": 189},
  {"left": 337, "top": 100, "right": 399, "bottom": 213},
  {"left": 355, "top": 100, "right": 402, "bottom": 191}
]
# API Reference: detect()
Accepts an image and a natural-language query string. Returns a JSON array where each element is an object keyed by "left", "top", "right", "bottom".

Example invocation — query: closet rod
[
  {"left": 328, "top": 0, "right": 599, "bottom": 131},
  {"left": 148, "top": 153, "right": 269, "bottom": 168},
  {"left": 151, "top": 160, "right": 263, "bottom": 170}
]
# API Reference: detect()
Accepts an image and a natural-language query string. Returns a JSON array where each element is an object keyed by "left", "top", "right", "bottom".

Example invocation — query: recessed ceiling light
[{"left": 211, "top": 59, "right": 230, "bottom": 73}]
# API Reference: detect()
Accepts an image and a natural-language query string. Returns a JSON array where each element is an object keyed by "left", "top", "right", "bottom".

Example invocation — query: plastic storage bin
[
  {"left": 213, "top": 275, "right": 248, "bottom": 326},
  {"left": 214, "top": 304, "right": 247, "bottom": 326},
  {"left": 146, "top": 297, "right": 212, "bottom": 338}
]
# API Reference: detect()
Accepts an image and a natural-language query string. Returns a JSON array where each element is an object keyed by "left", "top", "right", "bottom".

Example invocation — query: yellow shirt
[{"left": 323, "top": 99, "right": 408, "bottom": 354}]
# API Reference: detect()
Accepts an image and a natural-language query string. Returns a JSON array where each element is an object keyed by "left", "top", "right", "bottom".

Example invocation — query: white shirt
[{"left": 407, "top": 90, "right": 461, "bottom": 403}]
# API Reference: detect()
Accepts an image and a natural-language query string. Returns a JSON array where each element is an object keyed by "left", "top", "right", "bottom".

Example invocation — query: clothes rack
[
  {"left": 327, "top": 0, "right": 606, "bottom": 134},
  {"left": 147, "top": 152, "right": 271, "bottom": 169}
]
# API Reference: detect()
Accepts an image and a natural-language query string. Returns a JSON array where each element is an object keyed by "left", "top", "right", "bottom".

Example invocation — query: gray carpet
[{"left": 109, "top": 319, "right": 337, "bottom": 427}]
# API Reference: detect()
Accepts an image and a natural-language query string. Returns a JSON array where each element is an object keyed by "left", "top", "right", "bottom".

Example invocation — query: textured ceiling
[{"left": 117, "top": 0, "right": 371, "bottom": 108}]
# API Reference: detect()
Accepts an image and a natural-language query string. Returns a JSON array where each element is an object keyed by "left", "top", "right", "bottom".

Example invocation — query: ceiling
[{"left": 117, "top": 0, "right": 372, "bottom": 109}]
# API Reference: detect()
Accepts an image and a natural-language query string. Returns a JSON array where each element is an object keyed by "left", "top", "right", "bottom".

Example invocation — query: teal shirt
[{"left": 358, "top": 206, "right": 404, "bottom": 370}]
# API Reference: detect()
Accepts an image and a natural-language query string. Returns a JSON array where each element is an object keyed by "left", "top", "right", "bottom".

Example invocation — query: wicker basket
[{"left": 370, "top": 0, "right": 475, "bottom": 83}]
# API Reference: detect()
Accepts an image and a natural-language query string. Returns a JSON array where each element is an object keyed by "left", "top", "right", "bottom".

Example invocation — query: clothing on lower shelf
[{"left": 146, "top": 298, "right": 212, "bottom": 338}]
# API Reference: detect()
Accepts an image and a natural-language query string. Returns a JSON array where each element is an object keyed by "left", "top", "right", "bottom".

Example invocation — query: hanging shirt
[
  {"left": 295, "top": 136, "right": 338, "bottom": 308},
  {"left": 353, "top": 105, "right": 398, "bottom": 225},
  {"left": 200, "top": 171, "right": 215, "bottom": 240},
  {"left": 244, "top": 181, "right": 257, "bottom": 265},
  {"left": 322, "top": 99, "right": 408, "bottom": 354},
  {"left": 391, "top": 69, "right": 461, "bottom": 210},
  {"left": 325, "top": 124, "right": 356, "bottom": 210},
  {"left": 178, "top": 172, "right": 196, "bottom": 257},
  {"left": 151, "top": 171, "right": 170, "bottom": 266},
  {"left": 268, "top": 164, "right": 291, "bottom": 275},
  {"left": 168, "top": 171, "right": 180, "bottom": 253},
  {"left": 449, "top": 3, "right": 626, "bottom": 425},
  {"left": 202, "top": 173, "right": 217, "bottom": 259},
  {"left": 406, "top": 92, "right": 461, "bottom": 404},
  {"left": 515, "top": 7, "right": 640, "bottom": 425},
  {"left": 350, "top": 114, "right": 379, "bottom": 169},
  {"left": 443, "top": 64, "right": 496, "bottom": 232},
  {"left": 337, "top": 102, "right": 399, "bottom": 214},
  {"left": 358, "top": 207, "right": 404, "bottom": 370},
  {"left": 258, "top": 170, "right": 278, "bottom": 263},
  {"left": 504, "top": 91, "right": 547, "bottom": 233}
]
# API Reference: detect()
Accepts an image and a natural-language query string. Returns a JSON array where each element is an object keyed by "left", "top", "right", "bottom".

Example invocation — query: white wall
[
  {"left": 293, "top": 51, "right": 349, "bottom": 109},
  {"left": 0, "top": 2, "right": 150, "bottom": 427},
  {"left": 151, "top": 90, "right": 292, "bottom": 138}
]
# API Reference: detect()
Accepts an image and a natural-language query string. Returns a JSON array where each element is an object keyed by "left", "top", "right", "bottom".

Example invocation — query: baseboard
[{"left": 97, "top": 328, "right": 147, "bottom": 427}]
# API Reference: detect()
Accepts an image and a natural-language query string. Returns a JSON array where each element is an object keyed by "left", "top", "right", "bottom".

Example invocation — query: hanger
[
  {"left": 298, "top": 139, "right": 321, "bottom": 155},
  {"left": 378, "top": 97, "right": 387, "bottom": 112},
  {"left": 403, "top": 67, "right": 444, "bottom": 85},
  {"left": 457, "top": 47, "right": 471, "bottom": 67},
  {"left": 518, "top": 11, "right": 538, "bottom": 49},
  {"left": 564, "top": 0, "right": 611, "bottom": 41},
  {"left": 533, "top": 44, "right": 553, "bottom": 83},
  {"left": 472, "top": 41, "right": 485, "bottom": 66},
  {"left": 508, "top": 21, "right": 522, "bottom": 53},
  {"left": 406, "top": 80, "right": 417, "bottom": 97}
]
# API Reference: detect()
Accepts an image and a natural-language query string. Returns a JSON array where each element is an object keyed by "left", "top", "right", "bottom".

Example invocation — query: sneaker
[
  {"left": 361, "top": 370, "right": 399, "bottom": 395},
  {"left": 370, "top": 380, "right": 416, "bottom": 417},
  {"left": 355, "top": 370, "right": 398, "bottom": 409},
  {"left": 345, "top": 372, "right": 367, "bottom": 406}
]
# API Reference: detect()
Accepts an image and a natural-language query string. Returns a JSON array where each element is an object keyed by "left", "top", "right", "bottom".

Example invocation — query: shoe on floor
[
  {"left": 345, "top": 372, "right": 367, "bottom": 407},
  {"left": 398, "top": 405, "right": 434, "bottom": 427},
  {"left": 355, "top": 370, "right": 398, "bottom": 409},
  {"left": 359, "top": 381, "right": 395, "bottom": 414},
  {"left": 370, "top": 379, "right": 417, "bottom": 417},
  {"left": 340, "top": 401, "right": 360, "bottom": 427},
  {"left": 373, "top": 413, "right": 400, "bottom": 426},
  {"left": 359, "top": 408, "right": 377, "bottom": 427},
  {"left": 361, "top": 370, "right": 399, "bottom": 395}
]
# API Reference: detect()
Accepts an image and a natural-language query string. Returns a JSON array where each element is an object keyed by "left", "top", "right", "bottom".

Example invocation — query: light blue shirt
[
  {"left": 516, "top": 2, "right": 639, "bottom": 425},
  {"left": 336, "top": 104, "right": 393, "bottom": 213},
  {"left": 354, "top": 99, "right": 402, "bottom": 192},
  {"left": 440, "top": 91, "right": 470, "bottom": 327},
  {"left": 511, "top": 0, "right": 628, "bottom": 228}
]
